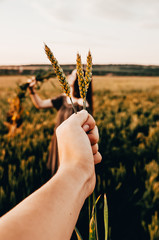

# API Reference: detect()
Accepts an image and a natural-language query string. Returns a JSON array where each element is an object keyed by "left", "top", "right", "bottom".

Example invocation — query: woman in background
[{"left": 28, "top": 69, "right": 93, "bottom": 175}]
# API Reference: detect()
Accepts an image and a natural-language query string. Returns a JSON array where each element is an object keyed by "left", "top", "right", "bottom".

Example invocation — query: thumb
[{"left": 70, "top": 110, "right": 89, "bottom": 127}]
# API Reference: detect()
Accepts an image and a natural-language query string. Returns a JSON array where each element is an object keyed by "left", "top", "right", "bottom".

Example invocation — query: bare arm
[
  {"left": 0, "top": 167, "right": 89, "bottom": 240},
  {"left": 30, "top": 93, "right": 53, "bottom": 109},
  {"left": 0, "top": 110, "right": 102, "bottom": 240},
  {"left": 28, "top": 77, "right": 53, "bottom": 109}
]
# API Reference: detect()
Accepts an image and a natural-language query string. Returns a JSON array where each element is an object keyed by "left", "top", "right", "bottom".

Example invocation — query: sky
[{"left": 0, "top": 0, "right": 159, "bottom": 65}]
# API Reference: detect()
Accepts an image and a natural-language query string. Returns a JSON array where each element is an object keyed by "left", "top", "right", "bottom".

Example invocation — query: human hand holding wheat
[
  {"left": 44, "top": 43, "right": 108, "bottom": 240},
  {"left": 56, "top": 110, "right": 102, "bottom": 197}
]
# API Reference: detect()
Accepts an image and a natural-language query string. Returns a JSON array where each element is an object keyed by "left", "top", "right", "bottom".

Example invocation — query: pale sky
[{"left": 0, "top": 0, "right": 159, "bottom": 65}]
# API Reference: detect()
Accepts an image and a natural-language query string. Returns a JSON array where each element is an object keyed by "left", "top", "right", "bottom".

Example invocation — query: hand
[
  {"left": 27, "top": 76, "right": 36, "bottom": 91},
  {"left": 56, "top": 110, "right": 102, "bottom": 196}
]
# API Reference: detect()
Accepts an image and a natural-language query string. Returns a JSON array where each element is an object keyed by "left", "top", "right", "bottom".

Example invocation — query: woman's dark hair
[{"left": 72, "top": 71, "right": 93, "bottom": 115}]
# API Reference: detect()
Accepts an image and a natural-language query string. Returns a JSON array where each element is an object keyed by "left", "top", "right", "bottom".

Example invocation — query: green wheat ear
[
  {"left": 85, "top": 50, "right": 92, "bottom": 91},
  {"left": 104, "top": 194, "right": 108, "bottom": 240},
  {"left": 44, "top": 43, "right": 77, "bottom": 113},
  {"left": 76, "top": 53, "right": 86, "bottom": 102},
  {"left": 89, "top": 195, "right": 101, "bottom": 240}
]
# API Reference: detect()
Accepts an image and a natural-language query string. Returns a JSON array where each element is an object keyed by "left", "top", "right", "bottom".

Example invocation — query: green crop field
[{"left": 0, "top": 75, "right": 159, "bottom": 239}]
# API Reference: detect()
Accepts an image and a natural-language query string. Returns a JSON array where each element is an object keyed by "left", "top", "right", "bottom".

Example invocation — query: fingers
[
  {"left": 82, "top": 113, "right": 95, "bottom": 131},
  {"left": 69, "top": 110, "right": 89, "bottom": 126},
  {"left": 69, "top": 110, "right": 96, "bottom": 133},
  {"left": 57, "top": 110, "right": 89, "bottom": 138},
  {"left": 29, "top": 82, "right": 36, "bottom": 88},
  {"left": 57, "top": 109, "right": 102, "bottom": 167},
  {"left": 81, "top": 112, "right": 100, "bottom": 163},
  {"left": 91, "top": 144, "right": 102, "bottom": 164},
  {"left": 86, "top": 120, "right": 101, "bottom": 165},
  {"left": 88, "top": 126, "right": 99, "bottom": 145},
  {"left": 82, "top": 124, "right": 89, "bottom": 132},
  {"left": 94, "top": 152, "right": 102, "bottom": 165},
  {"left": 69, "top": 110, "right": 96, "bottom": 132},
  {"left": 92, "top": 143, "right": 98, "bottom": 154},
  {"left": 27, "top": 77, "right": 36, "bottom": 87}
]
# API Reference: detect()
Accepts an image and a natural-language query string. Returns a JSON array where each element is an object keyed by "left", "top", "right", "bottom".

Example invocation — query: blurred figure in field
[{"left": 28, "top": 69, "right": 93, "bottom": 175}]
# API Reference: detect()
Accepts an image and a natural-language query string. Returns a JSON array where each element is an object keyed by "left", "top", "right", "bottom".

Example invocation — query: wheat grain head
[
  {"left": 44, "top": 44, "right": 71, "bottom": 97},
  {"left": 85, "top": 50, "right": 92, "bottom": 91},
  {"left": 76, "top": 53, "right": 86, "bottom": 100}
]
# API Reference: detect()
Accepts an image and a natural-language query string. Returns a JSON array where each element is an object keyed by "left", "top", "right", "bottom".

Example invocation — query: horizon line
[{"left": 0, "top": 63, "right": 159, "bottom": 67}]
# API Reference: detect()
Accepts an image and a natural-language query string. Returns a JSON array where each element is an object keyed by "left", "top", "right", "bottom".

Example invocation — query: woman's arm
[
  {"left": 30, "top": 93, "right": 53, "bottom": 109},
  {"left": 28, "top": 77, "right": 53, "bottom": 109},
  {"left": 0, "top": 110, "right": 102, "bottom": 240}
]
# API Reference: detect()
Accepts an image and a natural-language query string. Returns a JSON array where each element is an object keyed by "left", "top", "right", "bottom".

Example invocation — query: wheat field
[
  {"left": 1, "top": 75, "right": 159, "bottom": 239},
  {"left": 1, "top": 75, "right": 159, "bottom": 93}
]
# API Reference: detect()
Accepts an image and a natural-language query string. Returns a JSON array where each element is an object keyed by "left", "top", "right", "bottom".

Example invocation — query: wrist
[
  {"left": 29, "top": 87, "right": 35, "bottom": 95},
  {"left": 58, "top": 163, "right": 95, "bottom": 199}
]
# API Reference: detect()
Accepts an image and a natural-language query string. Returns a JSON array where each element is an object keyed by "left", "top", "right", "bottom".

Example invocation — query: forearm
[
  {"left": 0, "top": 166, "right": 89, "bottom": 240},
  {"left": 29, "top": 92, "right": 52, "bottom": 109},
  {"left": 29, "top": 92, "right": 43, "bottom": 109}
]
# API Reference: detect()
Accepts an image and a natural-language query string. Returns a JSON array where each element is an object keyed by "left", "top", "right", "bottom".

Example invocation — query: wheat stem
[
  {"left": 83, "top": 100, "right": 86, "bottom": 110},
  {"left": 70, "top": 97, "right": 77, "bottom": 114}
]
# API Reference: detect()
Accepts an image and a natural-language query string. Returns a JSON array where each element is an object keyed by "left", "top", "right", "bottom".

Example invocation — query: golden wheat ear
[
  {"left": 44, "top": 44, "right": 70, "bottom": 97},
  {"left": 85, "top": 50, "right": 92, "bottom": 91},
  {"left": 44, "top": 44, "right": 77, "bottom": 113},
  {"left": 76, "top": 53, "right": 87, "bottom": 109}
]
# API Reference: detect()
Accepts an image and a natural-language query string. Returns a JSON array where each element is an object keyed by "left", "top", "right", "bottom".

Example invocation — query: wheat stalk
[
  {"left": 76, "top": 53, "right": 87, "bottom": 109},
  {"left": 44, "top": 43, "right": 77, "bottom": 113},
  {"left": 85, "top": 50, "right": 92, "bottom": 91}
]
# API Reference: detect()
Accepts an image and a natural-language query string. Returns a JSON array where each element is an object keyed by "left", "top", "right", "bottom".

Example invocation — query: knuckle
[
  {"left": 92, "top": 144, "right": 98, "bottom": 154},
  {"left": 93, "top": 133, "right": 99, "bottom": 144},
  {"left": 95, "top": 126, "right": 99, "bottom": 141}
]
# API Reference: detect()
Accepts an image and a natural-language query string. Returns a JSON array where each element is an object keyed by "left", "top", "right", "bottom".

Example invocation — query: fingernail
[{"left": 83, "top": 124, "right": 89, "bottom": 132}]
